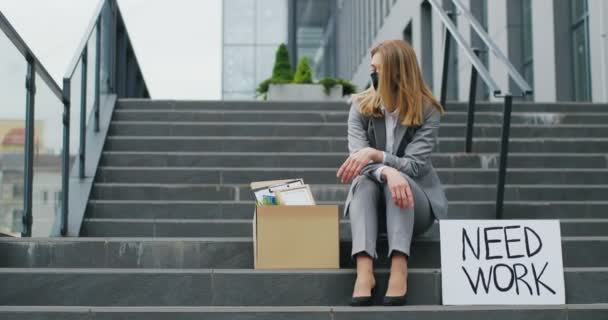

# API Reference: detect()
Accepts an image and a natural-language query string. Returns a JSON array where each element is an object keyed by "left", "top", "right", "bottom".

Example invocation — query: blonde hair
[{"left": 352, "top": 39, "right": 445, "bottom": 126}]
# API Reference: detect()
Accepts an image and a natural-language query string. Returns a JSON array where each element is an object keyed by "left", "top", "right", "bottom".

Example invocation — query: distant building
[
  {"left": 0, "top": 121, "right": 63, "bottom": 236},
  {"left": 222, "top": 0, "right": 608, "bottom": 103}
]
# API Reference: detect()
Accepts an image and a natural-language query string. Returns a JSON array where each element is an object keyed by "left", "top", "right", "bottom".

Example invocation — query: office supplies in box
[{"left": 250, "top": 179, "right": 339, "bottom": 269}]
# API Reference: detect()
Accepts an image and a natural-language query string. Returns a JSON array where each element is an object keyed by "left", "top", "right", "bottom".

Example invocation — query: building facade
[
  {"left": 222, "top": 0, "right": 608, "bottom": 103},
  {"left": 336, "top": 0, "right": 607, "bottom": 102},
  {"left": 221, "top": 0, "right": 338, "bottom": 100}
]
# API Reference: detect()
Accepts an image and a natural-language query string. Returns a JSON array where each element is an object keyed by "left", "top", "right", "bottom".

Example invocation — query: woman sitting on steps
[{"left": 336, "top": 39, "right": 448, "bottom": 307}]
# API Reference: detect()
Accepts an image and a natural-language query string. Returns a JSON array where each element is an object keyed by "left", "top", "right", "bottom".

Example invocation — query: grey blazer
[{"left": 342, "top": 97, "right": 448, "bottom": 220}]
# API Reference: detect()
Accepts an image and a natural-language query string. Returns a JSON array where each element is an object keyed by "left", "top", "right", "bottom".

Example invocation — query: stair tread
[
  {"left": 106, "top": 135, "right": 608, "bottom": 141},
  {"left": 7, "top": 235, "right": 608, "bottom": 241},
  {"left": 97, "top": 166, "right": 608, "bottom": 171},
  {"left": 1, "top": 304, "right": 608, "bottom": 311},
  {"left": 109, "top": 120, "right": 608, "bottom": 127}
]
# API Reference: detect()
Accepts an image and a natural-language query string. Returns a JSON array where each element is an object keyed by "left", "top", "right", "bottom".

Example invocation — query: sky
[{"left": 0, "top": 0, "right": 222, "bottom": 99}]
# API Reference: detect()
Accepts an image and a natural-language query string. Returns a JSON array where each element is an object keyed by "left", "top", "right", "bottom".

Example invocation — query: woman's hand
[
  {"left": 337, "top": 147, "right": 382, "bottom": 183},
  {"left": 383, "top": 167, "right": 414, "bottom": 209}
]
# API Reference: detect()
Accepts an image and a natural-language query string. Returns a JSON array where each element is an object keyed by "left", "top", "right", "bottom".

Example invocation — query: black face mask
[{"left": 370, "top": 71, "right": 379, "bottom": 90}]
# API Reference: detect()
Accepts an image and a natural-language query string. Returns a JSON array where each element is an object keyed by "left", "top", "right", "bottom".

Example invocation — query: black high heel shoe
[
  {"left": 350, "top": 287, "right": 376, "bottom": 307},
  {"left": 382, "top": 290, "right": 408, "bottom": 306}
]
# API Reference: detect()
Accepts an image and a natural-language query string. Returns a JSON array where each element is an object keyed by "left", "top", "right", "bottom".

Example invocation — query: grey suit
[{"left": 343, "top": 98, "right": 448, "bottom": 258}]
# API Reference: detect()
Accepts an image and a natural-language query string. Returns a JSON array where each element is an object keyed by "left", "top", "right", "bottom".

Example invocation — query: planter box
[{"left": 267, "top": 83, "right": 344, "bottom": 101}]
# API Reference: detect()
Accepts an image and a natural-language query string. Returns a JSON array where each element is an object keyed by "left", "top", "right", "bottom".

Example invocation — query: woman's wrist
[
  {"left": 380, "top": 166, "right": 396, "bottom": 180},
  {"left": 372, "top": 149, "right": 384, "bottom": 163}
]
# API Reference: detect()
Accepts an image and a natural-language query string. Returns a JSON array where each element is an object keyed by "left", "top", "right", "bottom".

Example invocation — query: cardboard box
[{"left": 251, "top": 179, "right": 340, "bottom": 269}]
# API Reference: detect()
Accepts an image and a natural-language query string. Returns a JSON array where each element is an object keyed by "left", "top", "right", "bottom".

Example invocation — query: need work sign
[{"left": 440, "top": 220, "right": 565, "bottom": 305}]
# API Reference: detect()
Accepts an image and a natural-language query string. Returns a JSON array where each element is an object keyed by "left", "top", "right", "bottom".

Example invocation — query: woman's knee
[{"left": 352, "top": 175, "right": 382, "bottom": 198}]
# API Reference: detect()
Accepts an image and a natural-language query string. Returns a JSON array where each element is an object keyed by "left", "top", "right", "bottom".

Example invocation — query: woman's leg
[
  {"left": 348, "top": 175, "right": 383, "bottom": 297},
  {"left": 382, "top": 173, "right": 434, "bottom": 297}
]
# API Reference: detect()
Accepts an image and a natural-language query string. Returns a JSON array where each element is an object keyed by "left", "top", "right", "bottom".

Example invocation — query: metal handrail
[
  {"left": 427, "top": 0, "right": 500, "bottom": 97},
  {"left": 0, "top": 11, "right": 62, "bottom": 99},
  {"left": 1, "top": 0, "right": 148, "bottom": 237},
  {"left": 426, "top": 0, "right": 533, "bottom": 220},
  {"left": 60, "top": 0, "right": 149, "bottom": 236},
  {"left": 63, "top": 0, "right": 107, "bottom": 80},
  {"left": 451, "top": 0, "right": 533, "bottom": 95}
]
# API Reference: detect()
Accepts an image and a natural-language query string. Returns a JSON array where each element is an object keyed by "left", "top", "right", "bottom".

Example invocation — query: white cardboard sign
[{"left": 440, "top": 220, "right": 565, "bottom": 305}]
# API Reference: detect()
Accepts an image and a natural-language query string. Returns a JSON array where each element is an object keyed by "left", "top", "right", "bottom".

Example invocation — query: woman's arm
[
  {"left": 347, "top": 99, "right": 370, "bottom": 154},
  {"left": 383, "top": 104, "right": 441, "bottom": 178},
  {"left": 337, "top": 99, "right": 385, "bottom": 183}
]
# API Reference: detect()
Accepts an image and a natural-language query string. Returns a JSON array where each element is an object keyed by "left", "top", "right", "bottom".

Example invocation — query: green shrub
[
  {"left": 255, "top": 78, "right": 272, "bottom": 100},
  {"left": 271, "top": 43, "right": 293, "bottom": 83},
  {"left": 256, "top": 44, "right": 358, "bottom": 99},
  {"left": 293, "top": 57, "right": 313, "bottom": 84},
  {"left": 318, "top": 77, "right": 357, "bottom": 96},
  {"left": 336, "top": 78, "right": 357, "bottom": 95}
]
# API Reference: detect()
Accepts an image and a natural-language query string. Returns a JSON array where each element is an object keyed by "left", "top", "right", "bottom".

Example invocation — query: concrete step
[
  {"left": 95, "top": 167, "right": 608, "bottom": 185},
  {"left": 86, "top": 200, "right": 608, "bottom": 220},
  {"left": 2, "top": 236, "right": 607, "bottom": 269},
  {"left": 80, "top": 218, "right": 608, "bottom": 238},
  {"left": 81, "top": 219, "right": 253, "bottom": 238},
  {"left": 116, "top": 99, "right": 351, "bottom": 111},
  {"left": 99, "top": 152, "right": 608, "bottom": 169},
  {"left": 423, "top": 219, "right": 608, "bottom": 238},
  {"left": 0, "top": 268, "right": 605, "bottom": 306},
  {"left": 112, "top": 109, "right": 608, "bottom": 125},
  {"left": 116, "top": 99, "right": 608, "bottom": 113},
  {"left": 2, "top": 305, "right": 607, "bottom": 320},
  {"left": 107, "top": 122, "right": 608, "bottom": 138},
  {"left": 89, "top": 183, "right": 608, "bottom": 202},
  {"left": 103, "top": 136, "right": 608, "bottom": 153}
]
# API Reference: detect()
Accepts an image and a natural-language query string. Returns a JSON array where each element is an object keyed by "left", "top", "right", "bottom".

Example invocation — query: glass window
[
  {"left": 372, "top": 0, "right": 377, "bottom": 38},
  {"left": 223, "top": 92, "right": 256, "bottom": 100},
  {"left": 421, "top": 1, "right": 434, "bottom": 90},
  {"left": 223, "top": 46, "right": 255, "bottom": 93},
  {"left": 470, "top": 0, "right": 490, "bottom": 99},
  {"left": 572, "top": 0, "right": 587, "bottom": 20},
  {"left": 224, "top": 0, "right": 256, "bottom": 44},
  {"left": 521, "top": 0, "right": 534, "bottom": 98},
  {"left": 256, "top": 46, "right": 278, "bottom": 85},
  {"left": 222, "top": 0, "right": 289, "bottom": 99},
  {"left": 570, "top": 0, "right": 591, "bottom": 101},
  {"left": 294, "top": 0, "right": 337, "bottom": 79},
  {"left": 379, "top": 0, "right": 384, "bottom": 29},
  {"left": 256, "top": 0, "right": 288, "bottom": 44},
  {"left": 447, "top": 12, "right": 459, "bottom": 100}
]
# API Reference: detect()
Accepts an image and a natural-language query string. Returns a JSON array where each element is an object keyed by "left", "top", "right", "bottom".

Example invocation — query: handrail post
[
  {"left": 495, "top": 94, "right": 513, "bottom": 219},
  {"left": 94, "top": 18, "right": 101, "bottom": 133},
  {"left": 79, "top": 46, "right": 88, "bottom": 179},
  {"left": 439, "top": 12, "right": 454, "bottom": 109},
  {"left": 465, "top": 48, "right": 480, "bottom": 153},
  {"left": 61, "top": 79, "right": 71, "bottom": 236},
  {"left": 22, "top": 57, "right": 36, "bottom": 237}
]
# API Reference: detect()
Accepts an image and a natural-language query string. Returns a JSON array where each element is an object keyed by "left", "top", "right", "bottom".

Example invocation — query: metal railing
[
  {"left": 427, "top": 0, "right": 533, "bottom": 219},
  {"left": 0, "top": 0, "right": 148, "bottom": 237},
  {"left": 61, "top": 0, "right": 149, "bottom": 235}
]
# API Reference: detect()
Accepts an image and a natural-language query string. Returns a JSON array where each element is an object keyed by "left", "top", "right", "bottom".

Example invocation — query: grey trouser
[{"left": 348, "top": 173, "right": 435, "bottom": 259}]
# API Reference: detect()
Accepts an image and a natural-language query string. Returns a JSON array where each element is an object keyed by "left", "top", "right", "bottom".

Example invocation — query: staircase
[{"left": 1, "top": 99, "right": 608, "bottom": 318}]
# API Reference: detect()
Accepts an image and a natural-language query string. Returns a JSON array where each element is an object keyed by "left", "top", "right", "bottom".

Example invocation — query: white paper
[
  {"left": 252, "top": 180, "right": 304, "bottom": 204},
  {"left": 278, "top": 188, "right": 314, "bottom": 205},
  {"left": 440, "top": 220, "right": 565, "bottom": 305}
]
